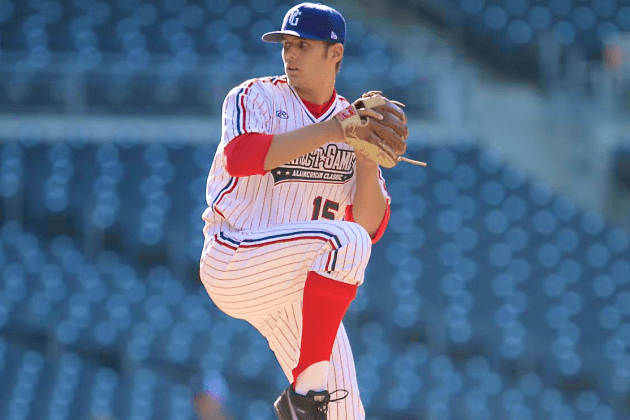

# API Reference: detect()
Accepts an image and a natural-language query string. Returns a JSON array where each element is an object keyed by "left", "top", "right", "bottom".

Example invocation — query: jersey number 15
[{"left": 311, "top": 196, "right": 339, "bottom": 221}]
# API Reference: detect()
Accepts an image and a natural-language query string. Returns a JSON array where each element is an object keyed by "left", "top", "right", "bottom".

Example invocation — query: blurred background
[{"left": 0, "top": 0, "right": 630, "bottom": 419}]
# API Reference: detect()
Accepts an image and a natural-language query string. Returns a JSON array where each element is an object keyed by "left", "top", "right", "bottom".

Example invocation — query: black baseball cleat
[{"left": 274, "top": 385, "right": 349, "bottom": 420}]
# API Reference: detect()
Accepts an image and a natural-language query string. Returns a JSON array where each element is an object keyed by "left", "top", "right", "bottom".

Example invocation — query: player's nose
[{"left": 283, "top": 45, "right": 296, "bottom": 60}]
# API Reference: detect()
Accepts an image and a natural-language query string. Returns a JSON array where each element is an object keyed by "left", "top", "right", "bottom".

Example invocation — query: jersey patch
[{"left": 271, "top": 144, "right": 355, "bottom": 184}]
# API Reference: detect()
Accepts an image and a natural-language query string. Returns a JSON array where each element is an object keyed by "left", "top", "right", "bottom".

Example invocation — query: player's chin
[
  {"left": 285, "top": 70, "right": 302, "bottom": 80},
  {"left": 285, "top": 74, "right": 302, "bottom": 88}
]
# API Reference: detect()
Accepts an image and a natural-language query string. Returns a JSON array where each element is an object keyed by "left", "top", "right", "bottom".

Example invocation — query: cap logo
[
  {"left": 288, "top": 9, "right": 301, "bottom": 26},
  {"left": 331, "top": 31, "right": 337, "bottom": 40}
]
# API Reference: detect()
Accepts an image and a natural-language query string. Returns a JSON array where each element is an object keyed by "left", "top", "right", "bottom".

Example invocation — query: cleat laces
[{"left": 312, "top": 389, "right": 349, "bottom": 420}]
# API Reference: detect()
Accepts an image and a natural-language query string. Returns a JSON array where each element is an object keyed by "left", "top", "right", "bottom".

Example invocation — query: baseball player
[{"left": 199, "top": 3, "right": 408, "bottom": 419}]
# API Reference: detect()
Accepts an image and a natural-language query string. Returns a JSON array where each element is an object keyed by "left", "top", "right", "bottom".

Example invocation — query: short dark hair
[{"left": 324, "top": 41, "right": 343, "bottom": 73}]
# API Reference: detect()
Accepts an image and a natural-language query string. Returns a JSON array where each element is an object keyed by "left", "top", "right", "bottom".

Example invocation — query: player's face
[{"left": 281, "top": 35, "right": 337, "bottom": 93}]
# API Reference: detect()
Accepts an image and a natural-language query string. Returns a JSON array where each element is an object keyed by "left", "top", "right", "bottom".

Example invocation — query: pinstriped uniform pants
[{"left": 199, "top": 220, "right": 371, "bottom": 420}]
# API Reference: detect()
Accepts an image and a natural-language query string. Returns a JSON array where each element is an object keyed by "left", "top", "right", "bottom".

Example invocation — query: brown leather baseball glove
[{"left": 334, "top": 91, "right": 425, "bottom": 168}]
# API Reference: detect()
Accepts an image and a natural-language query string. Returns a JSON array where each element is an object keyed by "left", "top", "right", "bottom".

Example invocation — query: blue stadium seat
[
  {"left": 507, "top": 20, "right": 533, "bottom": 44},
  {"left": 7, "top": 349, "right": 44, "bottom": 420},
  {"left": 430, "top": 355, "right": 454, "bottom": 381},
  {"left": 533, "top": 209, "right": 558, "bottom": 235},
  {"left": 452, "top": 195, "right": 476, "bottom": 221},
  {"left": 433, "top": 179, "right": 458, "bottom": 206},
  {"left": 466, "top": 355, "right": 490, "bottom": 378},
  {"left": 1, "top": 143, "right": 24, "bottom": 199},
  {"left": 438, "top": 208, "right": 463, "bottom": 235},
  {"left": 502, "top": 388, "right": 525, "bottom": 412},
  {"left": 128, "top": 369, "right": 158, "bottom": 420},
  {"left": 538, "top": 243, "right": 562, "bottom": 269},
  {"left": 89, "top": 367, "right": 118, "bottom": 419},
  {"left": 168, "top": 384, "right": 193, "bottom": 419},
  {"left": 46, "top": 352, "right": 83, "bottom": 419},
  {"left": 393, "top": 290, "right": 421, "bottom": 328},
  {"left": 3, "top": 262, "right": 27, "bottom": 303},
  {"left": 592, "top": 404, "right": 615, "bottom": 420},
  {"left": 452, "top": 164, "right": 477, "bottom": 190},
  {"left": 479, "top": 370, "right": 503, "bottom": 395},
  {"left": 483, "top": 6, "right": 509, "bottom": 30},
  {"left": 465, "top": 387, "right": 488, "bottom": 413},
  {"left": 502, "top": 195, "right": 527, "bottom": 221},
  {"left": 519, "top": 372, "right": 542, "bottom": 396},
  {"left": 485, "top": 209, "right": 510, "bottom": 235}
]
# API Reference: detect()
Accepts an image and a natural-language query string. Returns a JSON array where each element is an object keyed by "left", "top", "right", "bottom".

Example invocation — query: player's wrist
[
  {"left": 355, "top": 159, "right": 379, "bottom": 178},
  {"left": 323, "top": 117, "right": 347, "bottom": 144},
  {"left": 355, "top": 152, "right": 378, "bottom": 172}
]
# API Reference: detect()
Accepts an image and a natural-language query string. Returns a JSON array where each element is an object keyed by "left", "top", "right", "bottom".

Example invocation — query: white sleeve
[{"left": 221, "top": 80, "right": 272, "bottom": 145}]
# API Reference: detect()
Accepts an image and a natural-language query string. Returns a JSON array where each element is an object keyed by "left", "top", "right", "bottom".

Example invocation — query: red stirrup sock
[{"left": 292, "top": 272, "right": 358, "bottom": 388}]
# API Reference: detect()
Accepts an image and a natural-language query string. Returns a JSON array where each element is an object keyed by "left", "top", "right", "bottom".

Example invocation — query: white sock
[{"left": 294, "top": 361, "right": 329, "bottom": 396}]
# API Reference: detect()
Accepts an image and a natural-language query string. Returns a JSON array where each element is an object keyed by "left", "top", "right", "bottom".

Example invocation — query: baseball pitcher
[{"left": 199, "top": 3, "right": 416, "bottom": 419}]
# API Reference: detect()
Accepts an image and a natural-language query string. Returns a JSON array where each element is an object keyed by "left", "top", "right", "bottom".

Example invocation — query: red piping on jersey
[
  {"left": 224, "top": 133, "right": 273, "bottom": 177},
  {"left": 213, "top": 235, "right": 237, "bottom": 251},
  {"left": 345, "top": 203, "right": 391, "bottom": 244}
]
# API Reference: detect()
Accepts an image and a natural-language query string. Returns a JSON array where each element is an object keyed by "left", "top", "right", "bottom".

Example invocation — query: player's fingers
[
  {"left": 376, "top": 100, "right": 407, "bottom": 125},
  {"left": 362, "top": 90, "right": 382, "bottom": 98},
  {"left": 369, "top": 123, "right": 406, "bottom": 154},
  {"left": 358, "top": 108, "right": 383, "bottom": 121},
  {"left": 397, "top": 122, "right": 409, "bottom": 141},
  {"left": 376, "top": 104, "right": 406, "bottom": 123},
  {"left": 370, "top": 123, "right": 407, "bottom": 155},
  {"left": 379, "top": 112, "right": 408, "bottom": 139},
  {"left": 397, "top": 138, "right": 407, "bottom": 154},
  {"left": 384, "top": 136, "right": 406, "bottom": 155},
  {"left": 380, "top": 109, "right": 404, "bottom": 127}
]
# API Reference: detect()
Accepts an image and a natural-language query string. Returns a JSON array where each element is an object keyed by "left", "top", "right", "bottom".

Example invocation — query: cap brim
[
  {"left": 261, "top": 30, "right": 328, "bottom": 43},
  {"left": 261, "top": 30, "right": 298, "bottom": 43}
]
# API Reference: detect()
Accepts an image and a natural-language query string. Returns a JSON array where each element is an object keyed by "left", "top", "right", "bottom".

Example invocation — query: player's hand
[
  {"left": 357, "top": 107, "right": 383, "bottom": 122},
  {"left": 353, "top": 107, "right": 383, "bottom": 170},
  {"left": 333, "top": 93, "right": 409, "bottom": 168}
]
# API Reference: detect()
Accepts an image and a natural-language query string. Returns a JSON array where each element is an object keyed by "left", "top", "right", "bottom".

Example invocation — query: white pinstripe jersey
[{"left": 202, "top": 75, "right": 390, "bottom": 238}]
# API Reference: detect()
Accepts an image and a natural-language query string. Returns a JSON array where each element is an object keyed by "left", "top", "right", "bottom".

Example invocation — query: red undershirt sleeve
[
  {"left": 223, "top": 132, "right": 274, "bottom": 177},
  {"left": 344, "top": 203, "right": 391, "bottom": 244}
]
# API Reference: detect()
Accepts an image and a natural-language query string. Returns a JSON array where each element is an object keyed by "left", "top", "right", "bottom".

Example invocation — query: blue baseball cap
[{"left": 262, "top": 3, "right": 346, "bottom": 45}]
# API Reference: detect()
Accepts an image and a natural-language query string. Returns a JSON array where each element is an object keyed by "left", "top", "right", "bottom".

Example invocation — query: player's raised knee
[
  {"left": 354, "top": 223, "right": 372, "bottom": 248},
  {"left": 346, "top": 222, "right": 372, "bottom": 264}
]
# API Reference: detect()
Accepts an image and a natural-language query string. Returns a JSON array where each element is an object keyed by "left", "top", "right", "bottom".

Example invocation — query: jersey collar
[
  {"left": 300, "top": 89, "right": 337, "bottom": 118},
  {"left": 288, "top": 84, "right": 340, "bottom": 123}
]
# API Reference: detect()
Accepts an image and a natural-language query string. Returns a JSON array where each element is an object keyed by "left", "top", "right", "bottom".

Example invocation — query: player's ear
[{"left": 331, "top": 43, "right": 343, "bottom": 61}]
